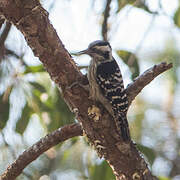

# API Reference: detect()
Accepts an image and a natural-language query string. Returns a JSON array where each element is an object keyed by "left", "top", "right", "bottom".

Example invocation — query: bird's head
[{"left": 77, "top": 40, "right": 112, "bottom": 61}]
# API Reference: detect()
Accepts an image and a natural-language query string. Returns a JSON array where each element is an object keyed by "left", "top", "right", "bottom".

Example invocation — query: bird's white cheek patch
[{"left": 95, "top": 45, "right": 111, "bottom": 52}]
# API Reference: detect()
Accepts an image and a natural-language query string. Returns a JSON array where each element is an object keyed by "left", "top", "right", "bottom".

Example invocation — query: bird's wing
[{"left": 96, "top": 59, "right": 128, "bottom": 112}]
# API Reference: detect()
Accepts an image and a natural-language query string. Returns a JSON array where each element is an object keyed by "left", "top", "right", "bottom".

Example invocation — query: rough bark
[{"left": 0, "top": 1, "right": 172, "bottom": 180}]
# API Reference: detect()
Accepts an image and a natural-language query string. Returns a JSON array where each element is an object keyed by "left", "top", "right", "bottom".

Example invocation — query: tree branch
[
  {"left": 0, "top": 123, "right": 82, "bottom": 180},
  {"left": 0, "top": 16, "right": 5, "bottom": 29},
  {"left": 0, "top": 21, "right": 11, "bottom": 48},
  {"left": 0, "top": 21, "right": 11, "bottom": 59},
  {"left": 102, "top": 0, "right": 111, "bottom": 41},
  {"left": 0, "top": 1, "right": 172, "bottom": 180},
  {"left": 5, "top": 48, "right": 21, "bottom": 59},
  {"left": 126, "top": 62, "right": 173, "bottom": 106}
]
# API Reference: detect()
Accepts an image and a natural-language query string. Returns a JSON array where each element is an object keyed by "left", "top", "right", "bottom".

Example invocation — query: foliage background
[{"left": 0, "top": 0, "right": 180, "bottom": 179}]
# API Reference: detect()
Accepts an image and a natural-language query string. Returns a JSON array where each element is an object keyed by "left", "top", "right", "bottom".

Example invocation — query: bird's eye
[
  {"left": 91, "top": 47, "right": 96, "bottom": 51},
  {"left": 90, "top": 47, "right": 110, "bottom": 59},
  {"left": 103, "top": 51, "right": 109, "bottom": 59}
]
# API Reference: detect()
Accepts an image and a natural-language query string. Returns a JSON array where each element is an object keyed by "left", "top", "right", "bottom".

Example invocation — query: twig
[
  {"left": 0, "top": 123, "right": 83, "bottom": 180},
  {"left": 0, "top": 16, "right": 4, "bottom": 29},
  {"left": 102, "top": 0, "right": 111, "bottom": 41},
  {"left": 126, "top": 62, "right": 173, "bottom": 105},
  {"left": 5, "top": 48, "right": 21, "bottom": 59},
  {"left": 0, "top": 21, "right": 11, "bottom": 48},
  {"left": 0, "top": 21, "right": 11, "bottom": 59},
  {"left": 78, "top": 65, "right": 88, "bottom": 70}
]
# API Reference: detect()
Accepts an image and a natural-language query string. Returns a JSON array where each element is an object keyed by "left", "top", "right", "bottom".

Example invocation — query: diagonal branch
[
  {"left": 0, "top": 123, "right": 82, "bottom": 180},
  {"left": 126, "top": 62, "right": 173, "bottom": 106}
]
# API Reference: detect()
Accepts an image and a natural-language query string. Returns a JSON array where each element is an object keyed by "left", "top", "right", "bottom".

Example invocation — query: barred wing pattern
[{"left": 96, "top": 59, "right": 130, "bottom": 140}]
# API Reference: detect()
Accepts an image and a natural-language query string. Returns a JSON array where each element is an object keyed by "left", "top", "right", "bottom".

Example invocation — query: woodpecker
[{"left": 77, "top": 40, "right": 130, "bottom": 141}]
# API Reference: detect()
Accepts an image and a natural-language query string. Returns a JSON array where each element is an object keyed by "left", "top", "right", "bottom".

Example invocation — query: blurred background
[{"left": 0, "top": 0, "right": 180, "bottom": 179}]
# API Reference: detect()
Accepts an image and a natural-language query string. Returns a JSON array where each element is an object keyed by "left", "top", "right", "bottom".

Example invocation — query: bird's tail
[{"left": 115, "top": 113, "right": 131, "bottom": 141}]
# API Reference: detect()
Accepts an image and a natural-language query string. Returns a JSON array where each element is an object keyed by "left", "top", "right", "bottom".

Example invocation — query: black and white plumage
[{"left": 77, "top": 40, "right": 130, "bottom": 141}]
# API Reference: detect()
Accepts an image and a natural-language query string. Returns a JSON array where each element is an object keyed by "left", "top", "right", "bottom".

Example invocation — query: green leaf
[
  {"left": 24, "top": 65, "right": 45, "bottom": 74},
  {"left": 116, "top": 0, "right": 154, "bottom": 14},
  {"left": 15, "top": 103, "right": 32, "bottom": 134},
  {"left": 174, "top": 7, "right": 180, "bottom": 27},
  {"left": 0, "top": 94, "right": 10, "bottom": 130},
  {"left": 134, "top": 2, "right": 153, "bottom": 14},
  {"left": 116, "top": 50, "right": 140, "bottom": 79},
  {"left": 89, "top": 161, "right": 115, "bottom": 180},
  {"left": 158, "top": 176, "right": 171, "bottom": 180},
  {"left": 47, "top": 88, "right": 74, "bottom": 132},
  {"left": 29, "top": 83, "right": 74, "bottom": 132},
  {"left": 117, "top": 0, "right": 134, "bottom": 13},
  {"left": 131, "top": 112, "right": 144, "bottom": 139},
  {"left": 30, "top": 82, "right": 50, "bottom": 113},
  {"left": 136, "top": 144, "right": 156, "bottom": 165}
]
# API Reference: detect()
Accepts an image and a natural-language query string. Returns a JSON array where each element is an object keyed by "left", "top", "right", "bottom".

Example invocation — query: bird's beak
[{"left": 71, "top": 49, "right": 89, "bottom": 56}]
